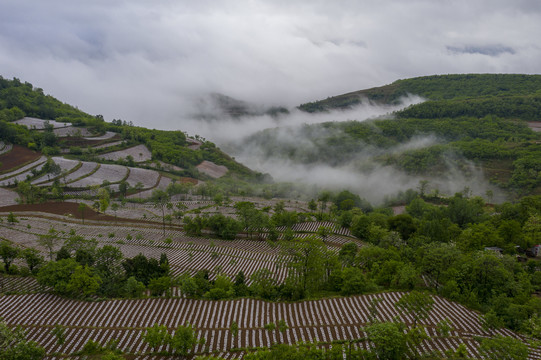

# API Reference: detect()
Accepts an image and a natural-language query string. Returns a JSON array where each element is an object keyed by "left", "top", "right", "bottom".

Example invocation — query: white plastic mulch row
[
  {"left": 0, "top": 141, "right": 12, "bottom": 155},
  {"left": 84, "top": 131, "right": 116, "bottom": 140},
  {"left": 38, "top": 161, "right": 99, "bottom": 186},
  {"left": 127, "top": 176, "right": 171, "bottom": 199},
  {"left": 0, "top": 156, "right": 47, "bottom": 181},
  {"left": 0, "top": 162, "right": 48, "bottom": 186},
  {"left": 125, "top": 167, "right": 160, "bottom": 188},
  {"left": 69, "top": 163, "right": 128, "bottom": 187},
  {"left": 92, "top": 140, "right": 124, "bottom": 149},
  {"left": 98, "top": 144, "right": 152, "bottom": 163},
  {"left": 0, "top": 188, "right": 19, "bottom": 206},
  {"left": 1, "top": 293, "right": 535, "bottom": 357},
  {"left": 52, "top": 126, "right": 93, "bottom": 137},
  {"left": 14, "top": 117, "right": 67, "bottom": 129},
  {"left": 31, "top": 157, "right": 80, "bottom": 185}
]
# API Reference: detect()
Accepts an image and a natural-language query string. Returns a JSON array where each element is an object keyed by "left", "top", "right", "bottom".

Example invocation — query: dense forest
[{"left": 240, "top": 74, "right": 541, "bottom": 198}]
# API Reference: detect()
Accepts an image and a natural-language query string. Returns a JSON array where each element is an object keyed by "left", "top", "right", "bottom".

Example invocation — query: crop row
[
  {"left": 98, "top": 144, "right": 152, "bottom": 163},
  {"left": 0, "top": 158, "right": 47, "bottom": 186},
  {"left": 31, "top": 158, "right": 81, "bottom": 185},
  {"left": 0, "top": 141, "right": 12, "bottom": 155},
  {"left": 1, "top": 292, "right": 538, "bottom": 358}
]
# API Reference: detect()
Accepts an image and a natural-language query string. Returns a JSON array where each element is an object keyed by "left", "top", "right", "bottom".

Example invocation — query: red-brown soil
[
  {"left": 0, "top": 202, "right": 157, "bottom": 224},
  {"left": 179, "top": 177, "right": 198, "bottom": 185},
  {"left": 0, "top": 145, "right": 41, "bottom": 173}
]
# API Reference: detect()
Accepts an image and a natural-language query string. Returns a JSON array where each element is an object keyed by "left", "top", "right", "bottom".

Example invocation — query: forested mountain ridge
[
  {"left": 299, "top": 74, "right": 541, "bottom": 113},
  {"left": 241, "top": 74, "right": 541, "bottom": 198}
]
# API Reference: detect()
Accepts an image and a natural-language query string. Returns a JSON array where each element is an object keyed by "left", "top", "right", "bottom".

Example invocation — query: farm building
[{"left": 528, "top": 244, "right": 541, "bottom": 257}]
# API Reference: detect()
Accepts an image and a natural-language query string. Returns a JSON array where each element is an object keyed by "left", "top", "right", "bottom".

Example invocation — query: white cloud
[{"left": 0, "top": 0, "right": 540, "bottom": 130}]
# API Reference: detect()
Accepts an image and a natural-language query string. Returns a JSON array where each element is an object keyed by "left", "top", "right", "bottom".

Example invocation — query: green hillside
[
  {"left": 244, "top": 74, "right": 541, "bottom": 197},
  {"left": 299, "top": 74, "right": 541, "bottom": 114},
  {"left": 0, "top": 76, "right": 257, "bottom": 181}
]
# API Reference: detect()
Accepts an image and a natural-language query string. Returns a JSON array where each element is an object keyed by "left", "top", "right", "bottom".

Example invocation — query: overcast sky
[{"left": 1, "top": 0, "right": 541, "bottom": 130}]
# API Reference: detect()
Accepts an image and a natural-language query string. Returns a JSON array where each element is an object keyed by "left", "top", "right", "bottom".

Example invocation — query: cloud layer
[{"left": 1, "top": 0, "right": 541, "bottom": 130}]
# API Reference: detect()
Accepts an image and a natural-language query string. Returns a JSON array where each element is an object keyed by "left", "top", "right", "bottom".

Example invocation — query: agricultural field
[
  {"left": 0, "top": 140, "right": 12, "bottom": 155},
  {"left": 0, "top": 292, "right": 539, "bottom": 359},
  {"left": 98, "top": 144, "right": 152, "bottom": 162},
  {"left": 31, "top": 157, "right": 80, "bottom": 185},
  {"left": 69, "top": 163, "right": 128, "bottom": 188},
  {"left": 39, "top": 161, "right": 99, "bottom": 186},
  {"left": 3, "top": 75, "right": 541, "bottom": 359},
  {"left": 52, "top": 126, "right": 93, "bottom": 137},
  {"left": 84, "top": 131, "right": 117, "bottom": 140},
  {"left": 197, "top": 160, "right": 229, "bottom": 178},
  {"left": 0, "top": 145, "right": 42, "bottom": 173},
  {"left": 0, "top": 188, "right": 18, "bottom": 206},
  {"left": 14, "top": 117, "right": 67, "bottom": 129}
]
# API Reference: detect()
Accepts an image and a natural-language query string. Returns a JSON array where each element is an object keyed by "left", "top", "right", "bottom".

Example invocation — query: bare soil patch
[
  {"left": 0, "top": 202, "right": 145, "bottom": 223},
  {"left": 0, "top": 145, "right": 41, "bottom": 173}
]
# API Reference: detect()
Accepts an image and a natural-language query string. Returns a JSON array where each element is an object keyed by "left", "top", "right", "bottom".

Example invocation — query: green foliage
[
  {"left": 142, "top": 323, "right": 170, "bottom": 352},
  {"left": 363, "top": 321, "right": 408, "bottom": 360},
  {"left": 51, "top": 324, "right": 67, "bottom": 346},
  {"left": 0, "top": 319, "right": 45, "bottom": 360},
  {"left": 169, "top": 323, "right": 205, "bottom": 357},
  {"left": 124, "top": 276, "right": 146, "bottom": 298},
  {"left": 479, "top": 335, "right": 529, "bottom": 360},
  {"left": 0, "top": 242, "right": 20, "bottom": 274},
  {"left": 395, "top": 291, "right": 434, "bottom": 326}
]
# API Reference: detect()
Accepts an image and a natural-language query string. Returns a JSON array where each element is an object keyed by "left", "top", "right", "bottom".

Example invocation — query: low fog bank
[
  {"left": 175, "top": 94, "right": 424, "bottom": 143},
  {"left": 173, "top": 94, "right": 503, "bottom": 204},
  {"left": 234, "top": 139, "right": 504, "bottom": 205}
]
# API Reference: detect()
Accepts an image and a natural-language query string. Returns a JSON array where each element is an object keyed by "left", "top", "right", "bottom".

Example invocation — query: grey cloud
[
  {"left": 447, "top": 45, "right": 516, "bottom": 56},
  {"left": 0, "top": 0, "right": 540, "bottom": 130}
]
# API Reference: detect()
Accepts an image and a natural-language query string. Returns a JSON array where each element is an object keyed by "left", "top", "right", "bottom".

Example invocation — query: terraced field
[
  {"left": 98, "top": 144, "right": 152, "bottom": 163},
  {"left": 69, "top": 163, "right": 128, "bottom": 187},
  {"left": 0, "top": 292, "right": 538, "bottom": 359},
  {"left": 14, "top": 117, "right": 67, "bottom": 129}
]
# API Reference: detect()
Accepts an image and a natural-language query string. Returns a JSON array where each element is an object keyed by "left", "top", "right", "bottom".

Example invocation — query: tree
[
  {"left": 124, "top": 276, "right": 146, "bottom": 298},
  {"left": 249, "top": 268, "right": 278, "bottom": 300},
  {"left": 363, "top": 321, "right": 407, "bottom": 360},
  {"left": 0, "top": 320, "right": 45, "bottom": 360},
  {"left": 230, "top": 321, "right": 239, "bottom": 338},
  {"left": 111, "top": 202, "right": 119, "bottom": 218},
  {"left": 51, "top": 324, "right": 67, "bottom": 346},
  {"left": 170, "top": 323, "right": 205, "bottom": 357},
  {"left": 152, "top": 189, "right": 171, "bottom": 235},
  {"left": 395, "top": 291, "right": 434, "bottom": 327},
  {"left": 7, "top": 212, "right": 18, "bottom": 225},
  {"left": 316, "top": 226, "right": 332, "bottom": 243},
  {"left": 78, "top": 203, "right": 87, "bottom": 224},
  {"left": 65, "top": 265, "right": 102, "bottom": 298},
  {"left": 149, "top": 276, "right": 172, "bottom": 297},
  {"left": 98, "top": 187, "right": 110, "bottom": 214},
  {"left": 38, "top": 226, "right": 60, "bottom": 261},
  {"left": 280, "top": 236, "right": 327, "bottom": 296},
  {"left": 479, "top": 335, "right": 529, "bottom": 360},
  {"left": 340, "top": 267, "right": 375, "bottom": 296},
  {"left": 36, "top": 258, "right": 101, "bottom": 298},
  {"left": 22, "top": 248, "right": 44, "bottom": 274},
  {"left": 143, "top": 323, "right": 171, "bottom": 352},
  {"left": 95, "top": 245, "right": 125, "bottom": 297},
  {"left": 0, "top": 241, "right": 20, "bottom": 274},
  {"left": 338, "top": 242, "right": 358, "bottom": 267}
]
